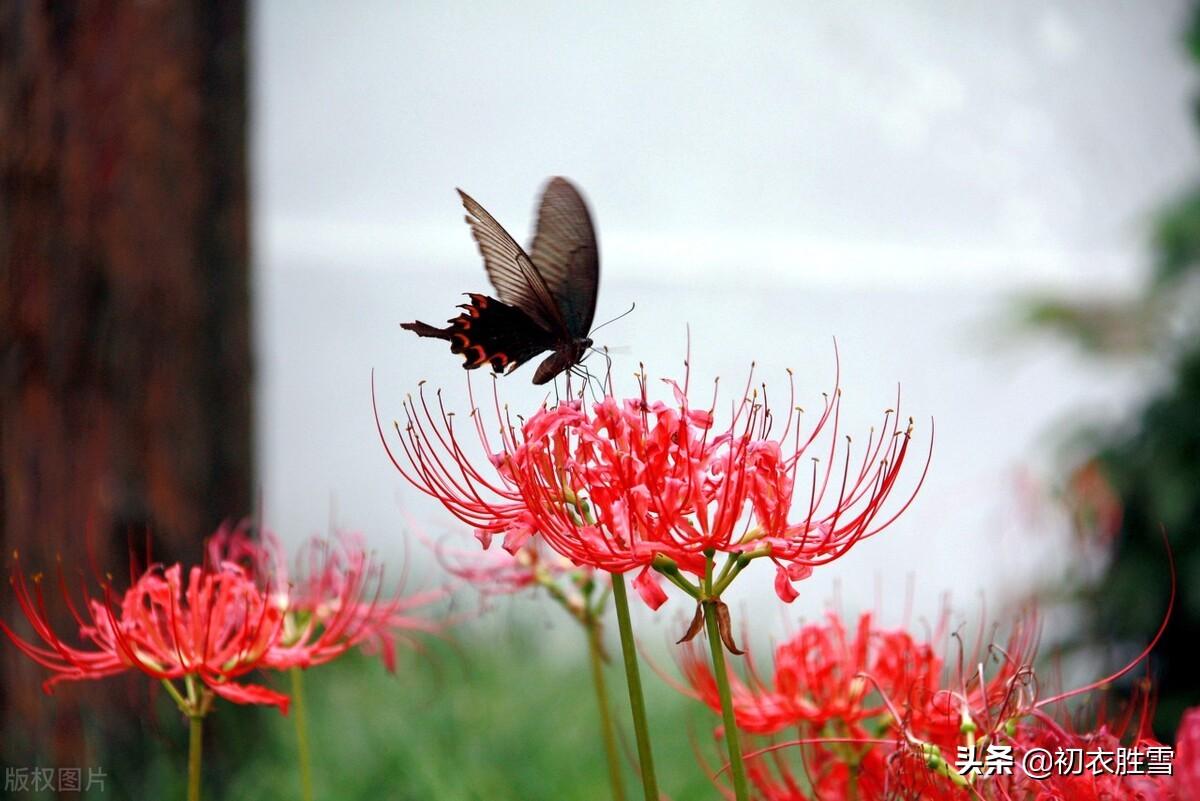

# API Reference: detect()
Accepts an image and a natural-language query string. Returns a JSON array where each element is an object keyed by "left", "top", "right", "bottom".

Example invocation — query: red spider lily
[
  {"left": 683, "top": 605, "right": 1193, "bottom": 800},
  {"left": 679, "top": 611, "right": 943, "bottom": 736},
  {"left": 378, "top": 357, "right": 930, "bottom": 607},
  {"left": 1176, "top": 707, "right": 1200, "bottom": 799},
  {"left": 433, "top": 535, "right": 583, "bottom": 598},
  {"left": 1002, "top": 720, "right": 1175, "bottom": 801},
  {"left": 906, "top": 612, "right": 1041, "bottom": 751},
  {"left": 207, "top": 526, "right": 444, "bottom": 673},
  {"left": 1, "top": 554, "right": 290, "bottom": 712}
]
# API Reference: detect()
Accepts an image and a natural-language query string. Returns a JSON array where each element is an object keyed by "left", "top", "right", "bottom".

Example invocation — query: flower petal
[
  {"left": 207, "top": 678, "right": 291, "bottom": 714},
  {"left": 474, "top": 528, "right": 494, "bottom": 549},
  {"left": 774, "top": 563, "right": 800, "bottom": 603},
  {"left": 632, "top": 566, "right": 668, "bottom": 610}
]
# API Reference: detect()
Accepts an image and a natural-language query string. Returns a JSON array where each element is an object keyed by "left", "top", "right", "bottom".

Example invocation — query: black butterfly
[{"left": 402, "top": 177, "right": 600, "bottom": 385}]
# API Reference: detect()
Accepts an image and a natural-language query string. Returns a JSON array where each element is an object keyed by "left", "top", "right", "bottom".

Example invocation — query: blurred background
[{"left": 3, "top": 1, "right": 1198, "bottom": 798}]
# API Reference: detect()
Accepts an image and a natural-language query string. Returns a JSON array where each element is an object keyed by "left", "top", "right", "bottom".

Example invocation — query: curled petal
[
  {"left": 207, "top": 678, "right": 291, "bottom": 714},
  {"left": 633, "top": 566, "right": 668, "bottom": 610},
  {"left": 773, "top": 563, "right": 800, "bottom": 603},
  {"left": 501, "top": 525, "right": 533, "bottom": 555}
]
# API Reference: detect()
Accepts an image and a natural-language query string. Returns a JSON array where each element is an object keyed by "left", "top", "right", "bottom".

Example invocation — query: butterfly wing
[
  {"left": 528, "top": 177, "right": 600, "bottom": 338},
  {"left": 402, "top": 294, "right": 557, "bottom": 374},
  {"left": 457, "top": 189, "right": 569, "bottom": 337}
]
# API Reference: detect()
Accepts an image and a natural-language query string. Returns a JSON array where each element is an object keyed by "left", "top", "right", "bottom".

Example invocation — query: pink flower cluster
[
  {"left": 2, "top": 525, "right": 440, "bottom": 713},
  {"left": 210, "top": 527, "right": 443, "bottom": 672}
]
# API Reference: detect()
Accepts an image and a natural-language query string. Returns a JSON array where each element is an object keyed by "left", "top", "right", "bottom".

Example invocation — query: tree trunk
[{"left": 0, "top": 0, "right": 251, "bottom": 776}]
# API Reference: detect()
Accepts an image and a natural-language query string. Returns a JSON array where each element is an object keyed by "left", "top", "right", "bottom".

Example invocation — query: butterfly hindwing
[{"left": 401, "top": 294, "right": 556, "bottom": 373}]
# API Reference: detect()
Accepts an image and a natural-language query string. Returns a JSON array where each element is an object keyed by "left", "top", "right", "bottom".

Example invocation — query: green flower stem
[
  {"left": 703, "top": 601, "right": 750, "bottom": 801},
  {"left": 590, "top": 582, "right": 613, "bottom": 618},
  {"left": 700, "top": 553, "right": 750, "bottom": 801},
  {"left": 162, "top": 679, "right": 188, "bottom": 713},
  {"left": 712, "top": 563, "right": 746, "bottom": 597},
  {"left": 291, "top": 667, "right": 314, "bottom": 801},
  {"left": 610, "top": 572, "right": 660, "bottom": 801},
  {"left": 712, "top": 553, "right": 740, "bottom": 588},
  {"left": 587, "top": 618, "right": 629, "bottom": 801},
  {"left": 655, "top": 567, "right": 702, "bottom": 599},
  {"left": 187, "top": 713, "right": 203, "bottom": 801},
  {"left": 651, "top": 554, "right": 702, "bottom": 599}
]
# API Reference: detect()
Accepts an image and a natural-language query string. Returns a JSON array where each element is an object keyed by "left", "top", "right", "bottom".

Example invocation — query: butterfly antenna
[{"left": 589, "top": 302, "right": 636, "bottom": 336}]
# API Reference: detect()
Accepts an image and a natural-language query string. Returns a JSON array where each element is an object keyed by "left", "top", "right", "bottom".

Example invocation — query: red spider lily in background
[
  {"left": 680, "top": 607, "right": 1192, "bottom": 800},
  {"left": 378, "top": 355, "right": 930, "bottom": 609},
  {"left": 433, "top": 534, "right": 584, "bottom": 598},
  {"left": 1176, "top": 707, "right": 1200, "bottom": 799},
  {"left": 2, "top": 526, "right": 446, "bottom": 713},
  {"left": 207, "top": 525, "right": 445, "bottom": 673},
  {"left": 4, "top": 531, "right": 444, "bottom": 801},
  {"left": 435, "top": 532, "right": 604, "bottom": 624},
  {"left": 678, "top": 611, "right": 944, "bottom": 736},
  {"left": 1, "top": 554, "right": 291, "bottom": 712},
  {"left": 205, "top": 525, "right": 445, "bottom": 801}
]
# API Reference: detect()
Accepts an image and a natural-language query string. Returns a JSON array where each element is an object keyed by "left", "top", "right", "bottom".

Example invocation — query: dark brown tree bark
[{"left": 0, "top": 0, "right": 251, "bottom": 774}]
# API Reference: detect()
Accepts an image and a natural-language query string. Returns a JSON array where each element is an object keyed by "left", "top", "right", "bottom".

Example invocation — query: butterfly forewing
[
  {"left": 457, "top": 189, "right": 566, "bottom": 336},
  {"left": 529, "top": 177, "right": 599, "bottom": 338}
]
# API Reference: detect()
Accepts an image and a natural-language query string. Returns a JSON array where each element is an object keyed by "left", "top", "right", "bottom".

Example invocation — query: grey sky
[{"left": 255, "top": 1, "right": 1195, "bottom": 291}]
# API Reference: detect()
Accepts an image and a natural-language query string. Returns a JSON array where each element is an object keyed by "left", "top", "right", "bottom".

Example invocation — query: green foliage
[
  {"left": 63, "top": 626, "right": 718, "bottom": 801},
  {"left": 1023, "top": 2, "right": 1200, "bottom": 739},
  {"left": 1074, "top": 343, "right": 1200, "bottom": 734},
  {"left": 1152, "top": 187, "right": 1200, "bottom": 285}
]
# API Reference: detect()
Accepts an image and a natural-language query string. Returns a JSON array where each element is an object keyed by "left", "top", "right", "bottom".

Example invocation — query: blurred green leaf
[{"left": 71, "top": 626, "right": 719, "bottom": 801}]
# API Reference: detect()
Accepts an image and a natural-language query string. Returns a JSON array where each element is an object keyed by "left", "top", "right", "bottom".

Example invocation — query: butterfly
[{"left": 402, "top": 177, "right": 600, "bottom": 385}]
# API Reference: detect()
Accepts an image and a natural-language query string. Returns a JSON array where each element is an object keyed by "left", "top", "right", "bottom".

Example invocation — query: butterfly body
[{"left": 402, "top": 178, "right": 599, "bottom": 385}]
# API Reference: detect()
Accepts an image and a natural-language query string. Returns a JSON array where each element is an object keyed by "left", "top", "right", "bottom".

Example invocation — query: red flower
[
  {"left": 208, "top": 526, "right": 443, "bottom": 673},
  {"left": 1174, "top": 706, "right": 1200, "bottom": 800},
  {"left": 681, "top": 612, "right": 942, "bottom": 736},
  {"left": 1006, "top": 721, "right": 1175, "bottom": 801},
  {"left": 379, "top": 358, "right": 929, "bottom": 606},
  {"left": 906, "top": 611, "right": 1041, "bottom": 750},
  {"left": 2, "top": 554, "right": 290, "bottom": 712},
  {"left": 436, "top": 534, "right": 588, "bottom": 599},
  {"left": 733, "top": 745, "right": 898, "bottom": 801},
  {"left": 681, "top": 606, "right": 1186, "bottom": 800}
]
